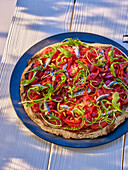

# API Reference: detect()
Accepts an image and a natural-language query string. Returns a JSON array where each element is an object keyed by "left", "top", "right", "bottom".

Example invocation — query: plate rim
[{"left": 9, "top": 32, "right": 128, "bottom": 148}]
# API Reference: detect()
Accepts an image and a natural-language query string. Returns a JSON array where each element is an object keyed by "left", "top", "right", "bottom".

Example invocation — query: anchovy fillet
[
  {"left": 51, "top": 68, "right": 56, "bottom": 81},
  {"left": 96, "top": 94, "right": 110, "bottom": 102},
  {"left": 60, "top": 105, "right": 70, "bottom": 110},
  {"left": 63, "top": 64, "right": 72, "bottom": 80},
  {"left": 73, "top": 46, "right": 80, "bottom": 58},
  {"left": 101, "top": 110, "right": 113, "bottom": 116},
  {"left": 44, "top": 101, "right": 51, "bottom": 116},
  {"left": 31, "top": 84, "right": 41, "bottom": 87},
  {"left": 69, "top": 87, "right": 91, "bottom": 98},
  {"left": 44, "top": 58, "right": 51, "bottom": 68},
  {"left": 107, "top": 81, "right": 118, "bottom": 87}
]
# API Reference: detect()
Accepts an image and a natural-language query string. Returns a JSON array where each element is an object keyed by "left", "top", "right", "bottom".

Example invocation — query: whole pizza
[{"left": 20, "top": 38, "right": 128, "bottom": 139}]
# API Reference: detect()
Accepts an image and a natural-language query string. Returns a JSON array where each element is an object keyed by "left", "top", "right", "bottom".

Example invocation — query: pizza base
[{"left": 20, "top": 43, "right": 128, "bottom": 139}]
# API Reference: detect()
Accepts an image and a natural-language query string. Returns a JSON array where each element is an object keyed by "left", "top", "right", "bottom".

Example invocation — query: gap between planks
[
  {"left": 69, "top": 0, "right": 76, "bottom": 32},
  {"left": 121, "top": 134, "right": 126, "bottom": 170},
  {"left": 47, "top": 143, "right": 53, "bottom": 170}
]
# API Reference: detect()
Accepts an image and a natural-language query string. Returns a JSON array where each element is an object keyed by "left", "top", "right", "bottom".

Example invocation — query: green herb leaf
[
  {"left": 26, "top": 65, "right": 43, "bottom": 73},
  {"left": 26, "top": 103, "right": 33, "bottom": 107},
  {"left": 90, "top": 80, "right": 103, "bottom": 89},
  {"left": 108, "top": 46, "right": 114, "bottom": 62},
  {"left": 85, "top": 48, "right": 102, "bottom": 67},
  {"left": 21, "top": 71, "right": 37, "bottom": 86},
  {"left": 99, "top": 123, "right": 103, "bottom": 129},
  {"left": 108, "top": 47, "right": 118, "bottom": 62},
  {"left": 115, "top": 78, "right": 128, "bottom": 89},
  {"left": 112, "top": 92, "right": 121, "bottom": 112},
  {"left": 64, "top": 124, "right": 84, "bottom": 131},
  {"left": 54, "top": 73, "right": 67, "bottom": 92},
  {"left": 60, "top": 38, "right": 85, "bottom": 47},
  {"left": 40, "top": 113, "right": 62, "bottom": 128},
  {"left": 116, "top": 54, "right": 128, "bottom": 61},
  {"left": 58, "top": 46, "right": 72, "bottom": 58},
  {"left": 110, "top": 62, "right": 118, "bottom": 77},
  {"left": 36, "top": 46, "right": 56, "bottom": 64}
]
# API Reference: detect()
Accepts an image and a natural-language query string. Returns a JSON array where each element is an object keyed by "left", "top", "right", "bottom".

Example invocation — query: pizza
[{"left": 20, "top": 38, "right": 128, "bottom": 139}]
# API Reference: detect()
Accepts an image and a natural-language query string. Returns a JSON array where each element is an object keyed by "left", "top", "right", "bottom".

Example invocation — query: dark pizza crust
[{"left": 20, "top": 43, "right": 128, "bottom": 139}]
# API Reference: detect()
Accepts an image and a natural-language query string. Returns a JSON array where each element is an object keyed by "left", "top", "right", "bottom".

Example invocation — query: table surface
[{"left": 0, "top": 0, "right": 128, "bottom": 169}]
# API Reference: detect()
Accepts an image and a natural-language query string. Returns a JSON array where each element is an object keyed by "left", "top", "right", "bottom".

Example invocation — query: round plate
[{"left": 10, "top": 32, "right": 128, "bottom": 147}]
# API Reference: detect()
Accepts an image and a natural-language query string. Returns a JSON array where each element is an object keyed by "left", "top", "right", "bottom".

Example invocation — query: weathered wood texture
[
  {"left": 0, "top": 0, "right": 74, "bottom": 169},
  {"left": 49, "top": 139, "right": 123, "bottom": 170},
  {"left": 72, "top": 0, "right": 128, "bottom": 47},
  {"left": 124, "top": 134, "right": 128, "bottom": 170},
  {"left": 1, "top": 0, "right": 128, "bottom": 169}
]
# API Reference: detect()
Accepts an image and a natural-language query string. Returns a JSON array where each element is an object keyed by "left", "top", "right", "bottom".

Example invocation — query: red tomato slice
[
  {"left": 62, "top": 115, "right": 82, "bottom": 128},
  {"left": 32, "top": 103, "right": 40, "bottom": 113},
  {"left": 36, "top": 71, "right": 44, "bottom": 78},
  {"left": 33, "top": 61, "right": 40, "bottom": 68},
  {"left": 68, "top": 63, "right": 79, "bottom": 77},
  {"left": 42, "top": 47, "right": 53, "bottom": 56},
  {"left": 90, "top": 121, "right": 108, "bottom": 130}
]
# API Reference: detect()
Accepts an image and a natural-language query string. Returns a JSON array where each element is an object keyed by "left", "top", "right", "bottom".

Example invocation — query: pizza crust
[{"left": 20, "top": 42, "right": 128, "bottom": 139}]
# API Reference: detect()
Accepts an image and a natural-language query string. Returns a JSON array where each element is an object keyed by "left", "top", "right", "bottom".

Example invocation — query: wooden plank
[
  {"left": 49, "top": 1, "right": 128, "bottom": 170},
  {"left": 0, "top": 0, "right": 16, "bottom": 63},
  {"left": 123, "top": 134, "right": 128, "bottom": 170},
  {"left": 0, "top": 0, "right": 74, "bottom": 169},
  {"left": 49, "top": 139, "right": 123, "bottom": 170},
  {"left": 71, "top": 0, "right": 128, "bottom": 47}
]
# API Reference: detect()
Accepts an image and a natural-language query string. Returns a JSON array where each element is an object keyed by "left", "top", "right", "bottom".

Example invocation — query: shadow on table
[{"left": 15, "top": 0, "right": 72, "bottom": 34}]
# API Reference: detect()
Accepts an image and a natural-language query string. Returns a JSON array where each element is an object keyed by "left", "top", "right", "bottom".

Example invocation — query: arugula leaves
[
  {"left": 60, "top": 38, "right": 88, "bottom": 47},
  {"left": 108, "top": 47, "right": 115, "bottom": 62},
  {"left": 36, "top": 46, "right": 56, "bottom": 65},
  {"left": 21, "top": 71, "right": 37, "bottom": 86},
  {"left": 57, "top": 46, "right": 72, "bottom": 58},
  {"left": 40, "top": 113, "right": 62, "bottom": 128},
  {"left": 110, "top": 62, "right": 118, "bottom": 77},
  {"left": 108, "top": 46, "right": 119, "bottom": 62},
  {"left": 112, "top": 92, "right": 121, "bottom": 112}
]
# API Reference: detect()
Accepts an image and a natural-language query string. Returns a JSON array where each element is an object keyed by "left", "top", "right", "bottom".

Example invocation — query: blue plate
[{"left": 10, "top": 32, "right": 128, "bottom": 147}]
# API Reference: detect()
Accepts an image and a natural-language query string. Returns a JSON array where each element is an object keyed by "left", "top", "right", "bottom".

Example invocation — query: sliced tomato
[
  {"left": 114, "top": 47, "right": 122, "bottom": 56},
  {"left": 36, "top": 71, "right": 44, "bottom": 78},
  {"left": 79, "top": 46, "right": 90, "bottom": 56},
  {"left": 61, "top": 45, "right": 74, "bottom": 53},
  {"left": 64, "top": 116, "right": 83, "bottom": 128},
  {"left": 47, "top": 110, "right": 63, "bottom": 126},
  {"left": 41, "top": 76, "right": 52, "bottom": 86},
  {"left": 42, "top": 47, "right": 53, "bottom": 56},
  {"left": 28, "top": 71, "right": 38, "bottom": 84},
  {"left": 87, "top": 69, "right": 99, "bottom": 80},
  {"left": 88, "top": 63, "right": 97, "bottom": 72},
  {"left": 90, "top": 106, "right": 98, "bottom": 118},
  {"left": 33, "top": 60, "right": 40, "bottom": 68},
  {"left": 67, "top": 63, "right": 79, "bottom": 77},
  {"left": 90, "top": 121, "right": 108, "bottom": 130},
  {"left": 32, "top": 103, "right": 40, "bottom": 113},
  {"left": 105, "top": 47, "right": 122, "bottom": 62},
  {"left": 120, "top": 91, "right": 128, "bottom": 105},
  {"left": 96, "top": 88, "right": 104, "bottom": 97},
  {"left": 28, "top": 71, "right": 33, "bottom": 80}
]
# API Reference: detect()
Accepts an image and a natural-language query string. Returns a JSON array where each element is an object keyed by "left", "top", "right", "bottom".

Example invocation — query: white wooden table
[{"left": 0, "top": 0, "right": 128, "bottom": 169}]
